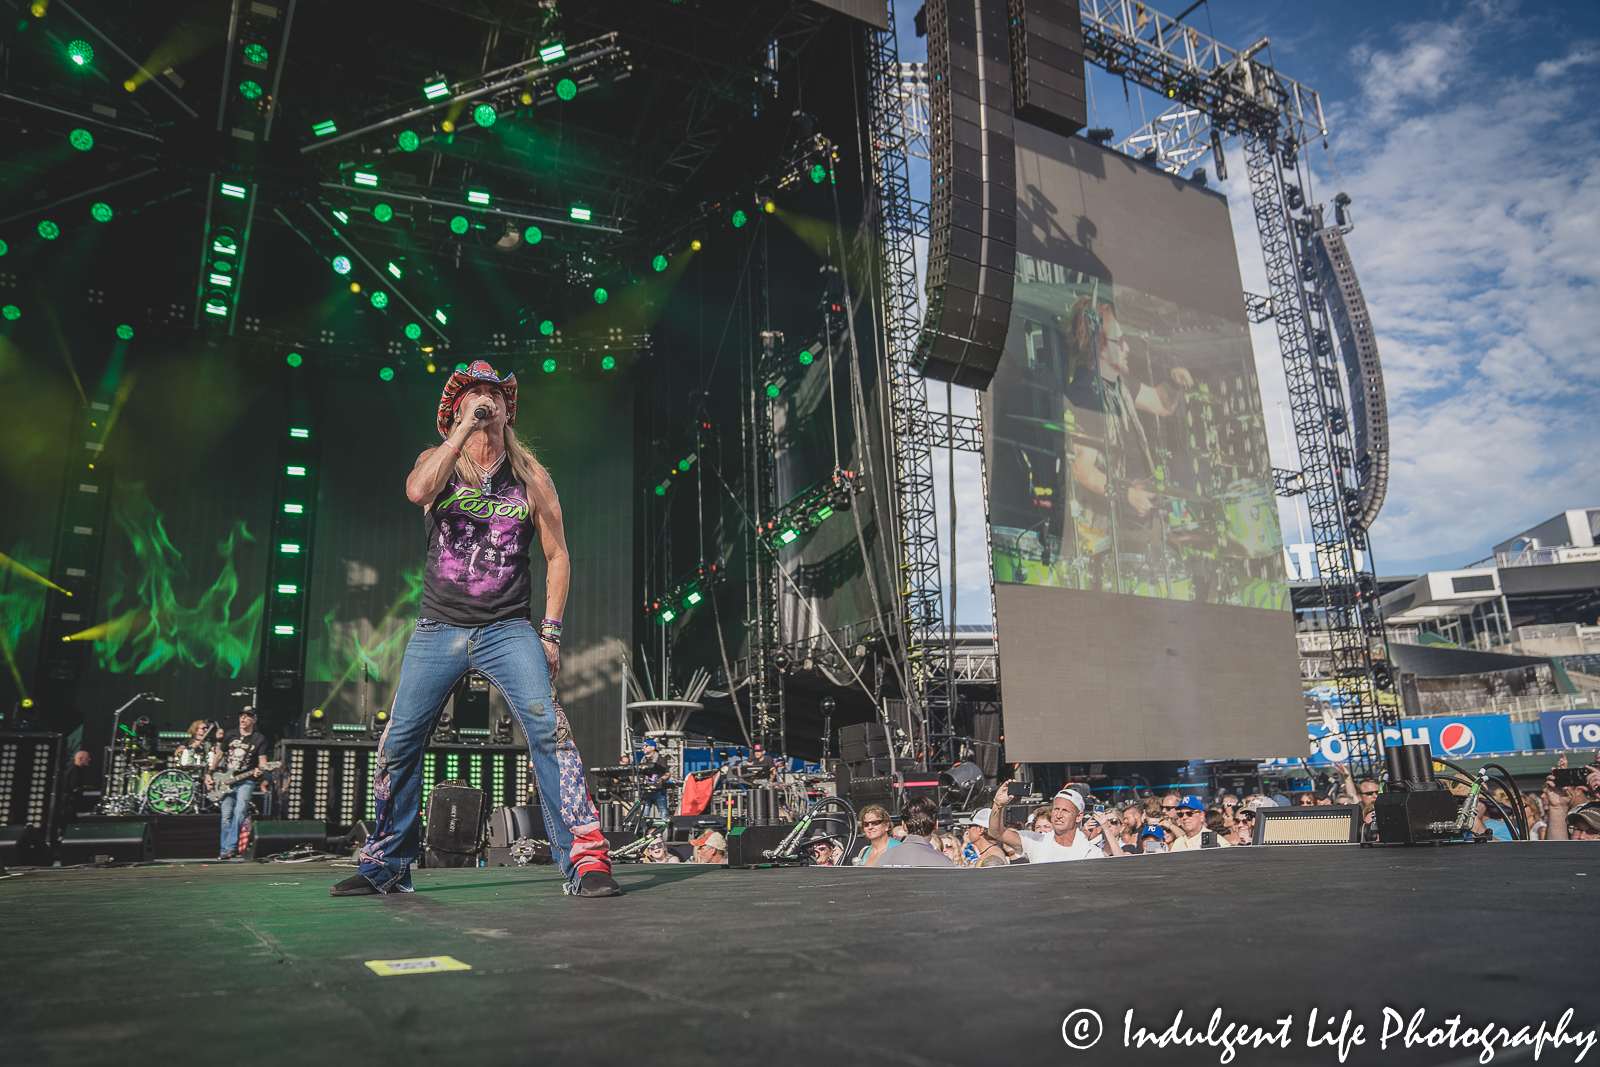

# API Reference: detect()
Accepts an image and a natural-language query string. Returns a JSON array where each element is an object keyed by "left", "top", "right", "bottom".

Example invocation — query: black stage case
[{"left": 58, "top": 821, "right": 153, "bottom": 865}]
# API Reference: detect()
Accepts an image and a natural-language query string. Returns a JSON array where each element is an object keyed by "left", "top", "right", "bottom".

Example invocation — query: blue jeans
[
  {"left": 641, "top": 789, "right": 670, "bottom": 822},
  {"left": 219, "top": 780, "right": 254, "bottom": 854},
  {"left": 357, "top": 617, "right": 607, "bottom": 892}
]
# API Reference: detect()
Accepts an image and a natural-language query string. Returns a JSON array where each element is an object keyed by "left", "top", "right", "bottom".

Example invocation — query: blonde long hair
[{"left": 452, "top": 423, "right": 548, "bottom": 492}]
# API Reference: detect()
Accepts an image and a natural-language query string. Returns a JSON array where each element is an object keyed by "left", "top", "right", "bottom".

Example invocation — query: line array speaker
[
  {"left": 916, "top": 0, "right": 1018, "bottom": 390},
  {"left": 1008, "top": 0, "right": 1087, "bottom": 137}
]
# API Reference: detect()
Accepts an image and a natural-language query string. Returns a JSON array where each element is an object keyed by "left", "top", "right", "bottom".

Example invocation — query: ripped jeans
[{"left": 357, "top": 616, "right": 610, "bottom": 891}]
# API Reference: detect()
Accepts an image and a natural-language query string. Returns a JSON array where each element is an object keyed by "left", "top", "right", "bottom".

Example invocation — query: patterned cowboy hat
[{"left": 436, "top": 360, "right": 517, "bottom": 438}]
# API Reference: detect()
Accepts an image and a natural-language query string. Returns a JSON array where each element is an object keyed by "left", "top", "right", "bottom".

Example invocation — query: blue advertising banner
[
  {"left": 1263, "top": 713, "right": 1518, "bottom": 766},
  {"left": 1539, "top": 710, "right": 1600, "bottom": 751}
]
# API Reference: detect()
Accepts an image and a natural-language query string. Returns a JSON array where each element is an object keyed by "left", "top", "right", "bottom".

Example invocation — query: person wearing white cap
[
  {"left": 962, "top": 810, "right": 1008, "bottom": 867},
  {"left": 987, "top": 781, "right": 1107, "bottom": 863}
]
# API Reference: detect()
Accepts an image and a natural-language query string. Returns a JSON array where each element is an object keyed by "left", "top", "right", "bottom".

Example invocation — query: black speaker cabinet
[
  {"left": 487, "top": 804, "right": 545, "bottom": 847},
  {"left": 423, "top": 781, "right": 488, "bottom": 864},
  {"left": 247, "top": 820, "right": 327, "bottom": 859},
  {"left": 725, "top": 823, "right": 798, "bottom": 866},
  {"left": 59, "top": 821, "right": 153, "bottom": 865},
  {"left": 1374, "top": 790, "right": 1465, "bottom": 845},
  {"left": 0, "top": 824, "right": 50, "bottom": 866}
]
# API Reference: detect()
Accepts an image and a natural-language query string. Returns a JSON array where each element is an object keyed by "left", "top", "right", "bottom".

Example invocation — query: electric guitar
[{"left": 205, "top": 761, "right": 281, "bottom": 803}]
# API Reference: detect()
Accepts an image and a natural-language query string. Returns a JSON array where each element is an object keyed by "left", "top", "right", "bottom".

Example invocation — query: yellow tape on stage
[{"left": 364, "top": 956, "right": 473, "bottom": 976}]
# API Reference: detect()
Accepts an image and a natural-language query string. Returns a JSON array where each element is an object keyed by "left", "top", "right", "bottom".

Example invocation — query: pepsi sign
[
  {"left": 1298, "top": 713, "right": 1516, "bottom": 765},
  {"left": 1538, "top": 711, "right": 1600, "bottom": 751}
]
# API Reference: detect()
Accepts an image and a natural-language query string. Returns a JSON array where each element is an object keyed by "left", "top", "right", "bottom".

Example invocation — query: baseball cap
[
  {"left": 1139, "top": 825, "right": 1167, "bottom": 841},
  {"left": 1175, "top": 795, "right": 1206, "bottom": 813},
  {"left": 1054, "top": 786, "right": 1087, "bottom": 811},
  {"left": 691, "top": 830, "right": 727, "bottom": 851},
  {"left": 1568, "top": 803, "right": 1600, "bottom": 833},
  {"left": 966, "top": 809, "right": 994, "bottom": 828}
]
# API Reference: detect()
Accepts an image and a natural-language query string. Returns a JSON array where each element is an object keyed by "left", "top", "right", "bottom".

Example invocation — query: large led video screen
[{"left": 987, "top": 124, "right": 1303, "bottom": 761}]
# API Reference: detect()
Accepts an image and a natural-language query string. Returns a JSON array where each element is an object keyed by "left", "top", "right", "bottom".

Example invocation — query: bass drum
[{"left": 144, "top": 769, "right": 201, "bottom": 814}]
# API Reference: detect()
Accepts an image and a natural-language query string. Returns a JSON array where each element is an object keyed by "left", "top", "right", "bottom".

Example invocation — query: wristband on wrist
[{"left": 443, "top": 440, "right": 461, "bottom": 456}]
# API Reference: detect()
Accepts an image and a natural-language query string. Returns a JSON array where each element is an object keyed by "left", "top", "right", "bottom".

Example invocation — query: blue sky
[{"left": 894, "top": 0, "right": 1600, "bottom": 621}]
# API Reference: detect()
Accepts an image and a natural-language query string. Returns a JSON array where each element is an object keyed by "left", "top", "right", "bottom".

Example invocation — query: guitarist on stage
[{"left": 206, "top": 709, "right": 269, "bottom": 860}]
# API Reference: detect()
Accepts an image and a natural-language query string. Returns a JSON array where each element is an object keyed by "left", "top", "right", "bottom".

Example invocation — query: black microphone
[{"left": 474, "top": 406, "right": 491, "bottom": 421}]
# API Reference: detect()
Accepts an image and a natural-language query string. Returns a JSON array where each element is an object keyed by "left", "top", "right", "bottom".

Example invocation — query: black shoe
[
  {"left": 575, "top": 870, "right": 621, "bottom": 897},
  {"left": 218, "top": 851, "right": 235, "bottom": 860},
  {"left": 329, "top": 873, "right": 380, "bottom": 897}
]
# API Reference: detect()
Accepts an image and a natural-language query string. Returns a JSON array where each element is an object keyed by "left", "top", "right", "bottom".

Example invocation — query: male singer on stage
[{"left": 330, "top": 360, "right": 619, "bottom": 898}]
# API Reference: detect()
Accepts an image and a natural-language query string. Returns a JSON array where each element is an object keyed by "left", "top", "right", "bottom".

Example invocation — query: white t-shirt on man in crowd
[{"left": 1014, "top": 828, "right": 1103, "bottom": 863}]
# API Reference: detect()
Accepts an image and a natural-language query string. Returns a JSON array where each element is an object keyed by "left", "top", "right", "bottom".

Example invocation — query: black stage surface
[{"left": 4, "top": 845, "right": 1597, "bottom": 1066}]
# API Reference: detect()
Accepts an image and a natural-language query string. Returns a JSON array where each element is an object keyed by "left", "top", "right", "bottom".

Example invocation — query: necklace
[{"left": 464, "top": 450, "right": 506, "bottom": 492}]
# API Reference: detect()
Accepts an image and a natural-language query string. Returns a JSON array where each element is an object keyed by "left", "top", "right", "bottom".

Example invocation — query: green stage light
[
  {"left": 277, "top": 583, "right": 298, "bottom": 593},
  {"left": 286, "top": 465, "right": 306, "bottom": 476},
  {"left": 274, "top": 624, "right": 295, "bottom": 635},
  {"left": 436, "top": 310, "right": 450, "bottom": 325},
  {"left": 569, "top": 204, "right": 591, "bottom": 222},
  {"left": 353, "top": 172, "right": 377, "bottom": 187},
  {"left": 540, "top": 42, "right": 566, "bottom": 62},
  {"left": 2, "top": 305, "right": 20, "bottom": 321},
  {"left": 654, "top": 485, "right": 666, "bottom": 496},
  {"left": 332, "top": 255, "right": 351, "bottom": 274},
  {"left": 778, "top": 528, "right": 799, "bottom": 545},
  {"left": 313, "top": 119, "right": 337, "bottom": 137},
  {"left": 731, "top": 209, "right": 747, "bottom": 228},
  {"left": 473, "top": 104, "right": 497, "bottom": 127},
  {"left": 379, "top": 366, "right": 394, "bottom": 381},
  {"left": 685, "top": 591, "right": 702, "bottom": 606},
  {"left": 467, "top": 190, "right": 490, "bottom": 205},
  {"left": 0, "top": 239, "right": 7, "bottom": 256},
  {"left": 69, "top": 128, "right": 93, "bottom": 150},
  {"left": 289, "top": 428, "right": 309, "bottom": 438},
  {"left": 244, "top": 43, "right": 268, "bottom": 64},
  {"left": 280, "top": 542, "right": 301, "bottom": 553},
  {"left": 652, "top": 254, "right": 668, "bottom": 272},
  {"left": 601, "top": 355, "right": 616, "bottom": 370},
  {"left": 286, "top": 351, "right": 303, "bottom": 367},
  {"left": 387, "top": 261, "right": 401, "bottom": 278},
  {"left": 67, "top": 39, "right": 93, "bottom": 66},
  {"left": 765, "top": 383, "right": 780, "bottom": 398},
  {"left": 115, "top": 324, "right": 133, "bottom": 340},
  {"left": 404, "top": 323, "right": 422, "bottom": 340},
  {"left": 798, "top": 349, "right": 813, "bottom": 365},
  {"left": 90, "top": 202, "right": 113, "bottom": 222},
  {"left": 374, "top": 204, "right": 394, "bottom": 222},
  {"left": 556, "top": 78, "right": 577, "bottom": 101},
  {"left": 677, "top": 459, "right": 691, "bottom": 471},
  {"left": 539, "top": 320, "right": 554, "bottom": 336},
  {"left": 370, "top": 291, "right": 389, "bottom": 308},
  {"left": 398, "top": 130, "right": 420, "bottom": 151},
  {"left": 449, "top": 215, "right": 469, "bottom": 235},
  {"left": 455, "top": 362, "right": 468, "bottom": 371},
  {"left": 593, "top": 288, "right": 608, "bottom": 304},
  {"left": 816, "top": 504, "right": 834, "bottom": 521},
  {"left": 542, "top": 358, "right": 556, "bottom": 373},
  {"left": 214, "top": 235, "right": 238, "bottom": 254},
  {"left": 526, "top": 225, "right": 542, "bottom": 244},
  {"left": 240, "top": 80, "right": 263, "bottom": 99},
  {"left": 221, "top": 182, "right": 247, "bottom": 198},
  {"left": 659, "top": 608, "right": 676, "bottom": 624},
  {"left": 423, "top": 78, "right": 450, "bottom": 100},
  {"left": 810, "top": 163, "right": 826, "bottom": 183},
  {"left": 38, "top": 220, "right": 59, "bottom": 240},
  {"left": 331, "top": 210, "right": 348, "bottom": 224}
]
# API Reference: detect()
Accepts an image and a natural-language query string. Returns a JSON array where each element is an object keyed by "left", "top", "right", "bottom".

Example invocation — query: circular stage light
[
  {"left": 67, "top": 40, "right": 94, "bottom": 66},
  {"left": 542, "top": 359, "right": 557, "bottom": 373},
  {"left": 652, "top": 254, "right": 668, "bottom": 272},
  {"left": 90, "top": 202, "right": 113, "bottom": 222},
  {"left": 349, "top": 282, "right": 361, "bottom": 293},
  {"left": 373, "top": 203, "right": 394, "bottom": 222},
  {"left": 539, "top": 320, "right": 554, "bottom": 336},
  {"left": 332, "top": 255, "right": 352, "bottom": 274},
  {"left": 2, "top": 305, "right": 20, "bottom": 321},
  {"left": 38, "top": 220, "right": 59, "bottom": 240},
  {"left": 690, "top": 239, "right": 702, "bottom": 251},
  {"left": 450, "top": 215, "right": 469, "bottom": 235},
  {"left": 244, "top": 43, "right": 268, "bottom": 64},
  {"left": 0, "top": 239, "right": 9, "bottom": 256},
  {"left": 810, "top": 163, "right": 826, "bottom": 183},
  {"left": 70, "top": 128, "right": 93, "bottom": 151},
  {"left": 286, "top": 352, "right": 303, "bottom": 367},
  {"left": 440, "top": 119, "right": 455, "bottom": 133},
  {"left": 601, "top": 355, "right": 616, "bottom": 370},
  {"left": 556, "top": 78, "right": 577, "bottom": 101},
  {"left": 766, "top": 383, "right": 780, "bottom": 398},
  {"left": 525, "top": 225, "right": 542, "bottom": 244},
  {"left": 404, "top": 323, "right": 422, "bottom": 340},
  {"left": 239, "top": 80, "right": 263, "bottom": 100},
  {"left": 798, "top": 349, "right": 813, "bottom": 365},
  {"left": 730, "top": 209, "right": 747, "bottom": 229},
  {"left": 593, "top": 287, "right": 608, "bottom": 304},
  {"left": 370, "top": 291, "right": 389, "bottom": 308},
  {"left": 379, "top": 366, "right": 395, "bottom": 381},
  {"left": 474, "top": 104, "right": 497, "bottom": 127},
  {"left": 115, "top": 324, "right": 133, "bottom": 340},
  {"left": 398, "top": 130, "right": 420, "bottom": 151}
]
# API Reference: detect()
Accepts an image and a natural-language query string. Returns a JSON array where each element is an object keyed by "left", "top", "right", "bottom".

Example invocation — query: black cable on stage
[
  {"left": 1435, "top": 757, "right": 1526, "bottom": 841},
  {"left": 1434, "top": 771, "right": 1523, "bottom": 841},
  {"left": 1479, "top": 762, "right": 1529, "bottom": 841}
]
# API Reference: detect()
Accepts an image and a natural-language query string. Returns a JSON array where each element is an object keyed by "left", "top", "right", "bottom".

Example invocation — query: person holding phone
[{"left": 986, "top": 782, "right": 1104, "bottom": 863}]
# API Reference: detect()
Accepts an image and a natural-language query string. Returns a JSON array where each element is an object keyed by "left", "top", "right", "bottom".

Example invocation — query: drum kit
[{"left": 101, "top": 745, "right": 210, "bottom": 816}]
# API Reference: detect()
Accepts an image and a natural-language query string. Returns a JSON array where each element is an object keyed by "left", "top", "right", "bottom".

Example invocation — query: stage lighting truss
[
  {"left": 649, "top": 561, "right": 726, "bottom": 626},
  {"left": 299, "top": 32, "right": 631, "bottom": 156},
  {"left": 758, "top": 469, "right": 862, "bottom": 548}
]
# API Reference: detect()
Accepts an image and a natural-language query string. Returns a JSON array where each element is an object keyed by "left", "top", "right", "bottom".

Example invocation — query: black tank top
[{"left": 420, "top": 460, "right": 534, "bottom": 626}]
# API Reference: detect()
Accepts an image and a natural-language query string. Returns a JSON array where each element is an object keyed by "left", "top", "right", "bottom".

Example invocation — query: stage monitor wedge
[
  {"left": 1008, "top": 0, "right": 1088, "bottom": 138},
  {"left": 915, "top": 0, "right": 1019, "bottom": 391}
]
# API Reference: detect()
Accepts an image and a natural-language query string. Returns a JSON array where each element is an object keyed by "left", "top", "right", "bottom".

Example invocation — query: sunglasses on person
[
  {"left": 1176, "top": 809, "right": 1204, "bottom": 818},
  {"left": 1359, "top": 789, "right": 1380, "bottom": 797},
  {"left": 861, "top": 818, "right": 885, "bottom": 828},
  {"left": 1160, "top": 804, "right": 1179, "bottom": 812}
]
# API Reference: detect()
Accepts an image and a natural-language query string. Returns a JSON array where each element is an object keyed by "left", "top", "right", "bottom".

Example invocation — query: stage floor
[{"left": 3, "top": 845, "right": 1597, "bottom": 1066}]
